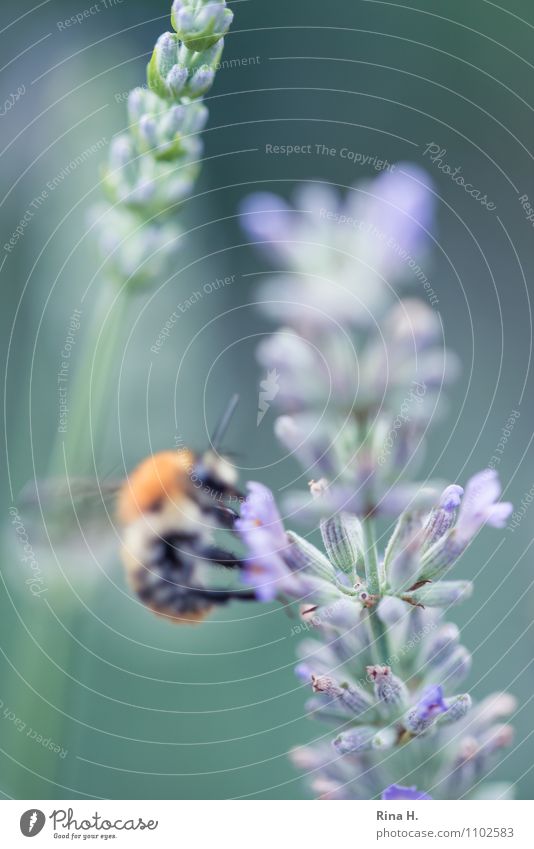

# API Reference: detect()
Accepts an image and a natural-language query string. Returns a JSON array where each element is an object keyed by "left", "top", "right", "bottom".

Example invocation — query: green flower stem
[
  {"left": 9, "top": 593, "right": 78, "bottom": 798},
  {"left": 48, "top": 285, "right": 127, "bottom": 478},
  {"left": 361, "top": 515, "right": 380, "bottom": 596},
  {"left": 87, "top": 290, "right": 129, "bottom": 468},
  {"left": 361, "top": 515, "right": 390, "bottom": 665},
  {"left": 366, "top": 606, "right": 391, "bottom": 667}
]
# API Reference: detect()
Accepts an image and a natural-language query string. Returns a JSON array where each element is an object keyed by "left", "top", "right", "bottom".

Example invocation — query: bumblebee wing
[
  {"left": 19, "top": 476, "right": 122, "bottom": 509},
  {"left": 17, "top": 476, "right": 123, "bottom": 544}
]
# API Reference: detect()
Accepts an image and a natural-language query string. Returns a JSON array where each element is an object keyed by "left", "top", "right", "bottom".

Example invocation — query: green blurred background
[{"left": 1, "top": 0, "right": 533, "bottom": 799}]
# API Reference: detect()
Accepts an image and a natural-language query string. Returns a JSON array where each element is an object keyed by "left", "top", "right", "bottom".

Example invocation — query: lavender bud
[
  {"left": 333, "top": 726, "right": 376, "bottom": 755},
  {"left": 295, "top": 652, "right": 331, "bottom": 681},
  {"left": 402, "top": 606, "right": 440, "bottom": 661},
  {"left": 478, "top": 724, "right": 514, "bottom": 759},
  {"left": 172, "top": 1, "right": 233, "bottom": 52},
  {"left": 128, "top": 87, "right": 155, "bottom": 121},
  {"left": 147, "top": 34, "right": 180, "bottom": 100},
  {"left": 419, "top": 531, "right": 465, "bottom": 581},
  {"left": 426, "top": 646, "right": 472, "bottom": 692},
  {"left": 312, "top": 779, "right": 349, "bottom": 800},
  {"left": 109, "top": 135, "right": 134, "bottom": 170},
  {"left": 274, "top": 416, "right": 322, "bottom": 472},
  {"left": 165, "top": 103, "right": 185, "bottom": 128},
  {"left": 305, "top": 696, "right": 347, "bottom": 724},
  {"left": 286, "top": 532, "right": 336, "bottom": 583},
  {"left": 372, "top": 727, "right": 398, "bottom": 750},
  {"left": 311, "top": 674, "right": 375, "bottom": 718},
  {"left": 437, "top": 693, "right": 472, "bottom": 725},
  {"left": 386, "top": 299, "right": 441, "bottom": 350},
  {"left": 257, "top": 329, "right": 316, "bottom": 373},
  {"left": 418, "top": 623, "right": 460, "bottom": 667},
  {"left": 188, "top": 66, "right": 216, "bottom": 97},
  {"left": 274, "top": 415, "right": 301, "bottom": 450},
  {"left": 156, "top": 32, "right": 178, "bottom": 77},
  {"left": 138, "top": 115, "right": 158, "bottom": 147},
  {"left": 423, "top": 485, "right": 463, "bottom": 548},
  {"left": 367, "top": 665, "right": 408, "bottom": 717},
  {"left": 383, "top": 511, "right": 421, "bottom": 565},
  {"left": 294, "top": 662, "right": 312, "bottom": 682},
  {"left": 387, "top": 529, "right": 424, "bottom": 593},
  {"left": 166, "top": 64, "right": 189, "bottom": 97},
  {"left": 127, "top": 86, "right": 144, "bottom": 117},
  {"left": 289, "top": 745, "right": 328, "bottom": 772},
  {"left": 440, "top": 736, "right": 479, "bottom": 796},
  {"left": 183, "top": 101, "right": 209, "bottom": 133},
  {"left": 402, "top": 580, "right": 473, "bottom": 608},
  {"left": 468, "top": 692, "right": 517, "bottom": 735},
  {"left": 377, "top": 596, "right": 407, "bottom": 625},
  {"left": 196, "top": 39, "right": 224, "bottom": 67},
  {"left": 173, "top": 4, "right": 195, "bottom": 32},
  {"left": 320, "top": 513, "right": 363, "bottom": 578}
]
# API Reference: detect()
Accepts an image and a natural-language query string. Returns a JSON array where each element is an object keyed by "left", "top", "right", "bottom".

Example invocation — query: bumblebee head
[
  {"left": 191, "top": 449, "right": 243, "bottom": 502},
  {"left": 117, "top": 399, "right": 243, "bottom": 527}
]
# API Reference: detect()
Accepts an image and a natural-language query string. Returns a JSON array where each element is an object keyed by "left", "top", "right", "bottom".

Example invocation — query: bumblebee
[
  {"left": 20, "top": 396, "right": 254, "bottom": 625},
  {"left": 116, "top": 396, "right": 255, "bottom": 624}
]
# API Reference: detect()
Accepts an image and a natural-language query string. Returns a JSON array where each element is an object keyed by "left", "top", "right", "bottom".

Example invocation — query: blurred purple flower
[
  {"left": 382, "top": 784, "right": 432, "bottom": 801},
  {"left": 239, "top": 167, "right": 436, "bottom": 328},
  {"left": 240, "top": 192, "right": 294, "bottom": 244},
  {"left": 235, "top": 482, "right": 298, "bottom": 601}
]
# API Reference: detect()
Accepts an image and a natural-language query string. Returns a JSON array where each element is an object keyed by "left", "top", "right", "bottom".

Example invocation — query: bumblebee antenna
[{"left": 211, "top": 394, "right": 240, "bottom": 451}]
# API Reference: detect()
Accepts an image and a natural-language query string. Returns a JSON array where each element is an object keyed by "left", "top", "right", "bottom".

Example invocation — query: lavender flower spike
[
  {"left": 238, "top": 172, "right": 516, "bottom": 799},
  {"left": 382, "top": 785, "right": 432, "bottom": 801}
]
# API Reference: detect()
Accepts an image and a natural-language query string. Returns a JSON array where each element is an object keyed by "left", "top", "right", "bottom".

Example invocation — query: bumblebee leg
[
  {"left": 189, "top": 587, "right": 257, "bottom": 604},
  {"left": 193, "top": 542, "right": 245, "bottom": 569},
  {"left": 206, "top": 503, "right": 239, "bottom": 529}
]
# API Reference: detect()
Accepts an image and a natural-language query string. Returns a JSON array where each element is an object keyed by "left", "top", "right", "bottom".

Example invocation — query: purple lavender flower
[
  {"left": 235, "top": 482, "right": 294, "bottom": 601},
  {"left": 382, "top": 785, "right": 432, "bottom": 801},
  {"left": 416, "top": 685, "right": 449, "bottom": 720},
  {"left": 236, "top": 483, "right": 348, "bottom": 605},
  {"left": 404, "top": 685, "right": 449, "bottom": 734},
  {"left": 454, "top": 470, "right": 512, "bottom": 545},
  {"left": 237, "top": 482, "right": 287, "bottom": 548},
  {"left": 420, "top": 471, "right": 513, "bottom": 580}
]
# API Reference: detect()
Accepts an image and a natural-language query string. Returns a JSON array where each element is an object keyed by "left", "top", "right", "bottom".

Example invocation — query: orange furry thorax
[{"left": 117, "top": 449, "right": 196, "bottom": 524}]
